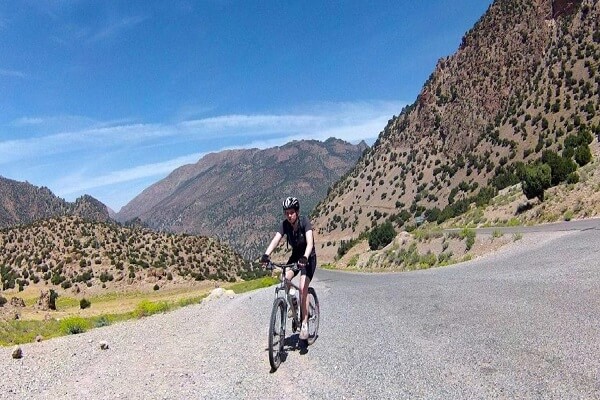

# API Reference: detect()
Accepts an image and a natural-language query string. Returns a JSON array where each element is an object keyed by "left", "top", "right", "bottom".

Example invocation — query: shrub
[
  {"left": 133, "top": 300, "right": 170, "bottom": 318},
  {"left": 337, "top": 238, "right": 359, "bottom": 259},
  {"left": 94, "top": 316, "right": 111, "bottom": 328},
  {"left": 60, "top": 316, "right": 90, "bottom": 335},
  {"left": 541, "top": 150, "right": 576, "bottom": 185},
  {"left": 459, "top": 228, "right": 476, "bottom": 251},
  {"left": 574, "top": 145, "right": 592, "bottom": 166},
  {"left": 522, "top": 163, "right": 551, "bottom": 201},
  {"left": 80, "top": 298, "right": 91, "bottom": 309},
  {"left": 566, "top": 172, "right": 580, "bottom": 184},
  {"left": 49, "top": 289, "right": 59, "bottom": 310},
  {"left": 368, "top": 221, "right": 396, "bottom": 250}
]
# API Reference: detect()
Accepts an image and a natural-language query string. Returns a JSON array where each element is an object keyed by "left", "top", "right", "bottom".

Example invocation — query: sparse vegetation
[
  {"left": 60, "top": 316, "right": 90, "bottom": 335},
  {"left": 368, "top": 221, "right": 396, "bottom": 250},
  {"left": 79, "top": 298, "right": 91, "bottom": 309}
]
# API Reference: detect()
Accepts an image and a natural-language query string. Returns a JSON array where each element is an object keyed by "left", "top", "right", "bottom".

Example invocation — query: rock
[
  {"left": 207, "top": 288, "right": 224, "bottom": 300},
  {"left": 10, "top": 297, "right": 25, "bottom": 307},
  {"left": 206, "top": 287, "right": 235, "bottom": 301},
  {"left": 99, "top": 341, "right": 109, "bottom": 350},
  {"left": 12, "top": 346, "right": 23, "bottom": 359},
  {"left": 35, "top": 335, "right": 43, "bottom": 342},
  {"left": 36, "top": 289, "right": 58, "bottom": 311},
  {"left": 71, "top": 284, "right": 81, "bottom": 294}
]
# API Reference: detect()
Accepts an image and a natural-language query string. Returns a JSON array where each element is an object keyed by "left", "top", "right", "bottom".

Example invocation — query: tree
[
  {"left": 522, "top": 163, "right": 552, "bottom": 201},
  {"left": 541, "top": 150, "right": 576, "bottom": 185},
  {"left": 368, "top": 221, "right": 396, "bottom": 250},
  {"left": 574, "top": 145, "right": 592, "bottom": 166}
]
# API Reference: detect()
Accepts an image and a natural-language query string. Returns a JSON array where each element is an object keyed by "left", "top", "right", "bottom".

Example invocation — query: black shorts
[{"left": 287, "top": 253, "right": 316, "bottom": 280}]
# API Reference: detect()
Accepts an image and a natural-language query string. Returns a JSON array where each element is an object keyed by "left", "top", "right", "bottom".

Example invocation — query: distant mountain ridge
[
  {"left": 0, "top": 176, "right": 110, "bottom": 228},
  {"left": 116, "top": 138, "right": 368, "bottom": 258}
]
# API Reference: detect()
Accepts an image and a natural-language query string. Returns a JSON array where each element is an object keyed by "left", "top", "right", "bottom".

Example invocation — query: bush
[
  {"left": 541, "top": 150, "right": 576, "bottom": 185},
  {"left": 459, "top": 228, "right": 476, "bottom": 251},
  {"left": 49, "top": 289, "right": 59, "bottom": 310},
  {"left": 80, "top": 298, "right": 91, "bottom": 309},
  {"left": 522, "top": 163, "right": 551, "bottom": 201},
  {"left": 0, "top": 295, "right": 6, "bottom": 307},
  {"left": 133, "top": 300, "right": 170, "bottom": 318},
  {"left": 337, "top": 238, "right": 359, "bottom": 259},
  {"left": 566, "top": 172, "right": 580, "bottom": 184},
  {"left": 368, "top": 221, "right": 396, "bottom": 250},
  {"left": 60, "top": 316, "right": 90, "bottom": 335},
  {"left": 574, "top": 144, "right": 592, "bottom": 166},
  {"left": 94, "top": 316, "right": 111, "bottom": 328}
]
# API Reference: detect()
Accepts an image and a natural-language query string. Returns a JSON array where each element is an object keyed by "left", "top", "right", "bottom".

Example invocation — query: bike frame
[{"left": 269, "top": 262, "right": 302, "bottom": 324}]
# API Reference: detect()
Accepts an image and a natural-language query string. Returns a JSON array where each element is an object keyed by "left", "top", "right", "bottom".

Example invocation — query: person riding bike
[{"left": 261, "top": 196, "right": 317, "bottom": 341}]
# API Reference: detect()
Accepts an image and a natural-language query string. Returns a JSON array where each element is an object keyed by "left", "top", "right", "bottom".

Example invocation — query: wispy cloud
[
  {"left": 0, "top": 69, "right": 26, "bottom": 79},
  {"left": 4, "top": 100, "right": 406, "bottom": 209},
  {"left": 4, "top": 100, "right": 404, "bottom": 165},
  {"left": 12, "top": 117, "right": 44, "bottom": 126},
  {"left": 88, "top": 15, "right": 147, "bottom": 43},
  {"left": 58, "top": 152, "right": 205, "bottom": 195}
]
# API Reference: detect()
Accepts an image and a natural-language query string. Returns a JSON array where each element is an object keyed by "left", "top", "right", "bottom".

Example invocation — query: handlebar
[{"left": 265, "top": 261, "right": 300, "bottom": 271}]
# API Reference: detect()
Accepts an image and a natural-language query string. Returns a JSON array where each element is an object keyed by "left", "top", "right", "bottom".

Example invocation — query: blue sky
[{"left": 0, "top": 0, "right": 493, "bottom": 212}]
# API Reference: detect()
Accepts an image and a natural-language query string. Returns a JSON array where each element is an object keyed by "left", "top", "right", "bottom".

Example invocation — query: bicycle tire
[
  {"left": 268, "top": 297, "right": 286, "bottom": 370},
  {"left": 306, "top": 287, "right": 320, "bottom": 345}
]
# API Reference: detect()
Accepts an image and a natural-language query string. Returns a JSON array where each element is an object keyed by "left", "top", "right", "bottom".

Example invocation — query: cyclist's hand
[
  {"left": 260, "top": 254, "right": 270, "bottom": 265},
  {"left": 298, "top": 256, "right": 308, "bottom": 269}
]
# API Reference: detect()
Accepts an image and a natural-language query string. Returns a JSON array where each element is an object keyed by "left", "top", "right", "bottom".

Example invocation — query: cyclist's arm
[
  {"left": 303, "top": 229, "right": 314, "bottom": 258},
  {"left": 264, "top": 232, "right": 283, "bottom": 257}
]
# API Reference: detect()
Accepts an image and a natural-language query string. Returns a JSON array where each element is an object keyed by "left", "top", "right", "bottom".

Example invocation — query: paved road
[
  {"left": 446, "top": 217, "right": 600, "bottom": 234},
  {"left": 3, "top": 223, "right": 600, "bottom": 399}
]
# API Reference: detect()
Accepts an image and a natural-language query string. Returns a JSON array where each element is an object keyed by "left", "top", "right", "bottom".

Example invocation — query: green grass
[
  {"left": 133, "top": 300, "right": 171, "bottom": 318},
  {"left": 56, "top": 296, "right": 80, "bottom": 309},
  {"left": 226, "top": 276, "right": 278, "bottom": 293},
  {"left": 59, "top": 316, "right": 91, "bottom": 334},
  {"left": 0, "top": 275, "right": 279, "bottom": 347}
]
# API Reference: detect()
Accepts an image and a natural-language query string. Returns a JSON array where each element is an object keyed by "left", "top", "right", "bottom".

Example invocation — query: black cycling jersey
[{"left": 278, "top": 215, "right": 316, "bottom": 258}]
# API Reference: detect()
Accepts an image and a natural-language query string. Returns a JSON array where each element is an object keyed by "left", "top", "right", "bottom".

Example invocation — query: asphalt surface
[{"left": 3, "top": 222, "right": 600, "bottom": 399}]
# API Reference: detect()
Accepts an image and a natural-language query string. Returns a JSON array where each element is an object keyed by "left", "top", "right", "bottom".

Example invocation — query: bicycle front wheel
[
  {"left": 306, "top": 287, "right": 320, "bottom": 345},
  {"left": 268, "top": 297, "right": 286, "bottom": 370}
]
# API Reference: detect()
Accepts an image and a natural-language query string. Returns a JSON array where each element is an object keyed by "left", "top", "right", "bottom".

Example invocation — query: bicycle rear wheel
[
  {"left": 268, "top": 297, "right": 286, "bottom": 370},
  {"left": 306, "top": 287, "right": 320, "bottom": 345}
]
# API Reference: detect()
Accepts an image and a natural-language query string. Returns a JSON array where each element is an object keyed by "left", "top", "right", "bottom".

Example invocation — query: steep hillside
[
  {"left": 0, "top": 216, "right": 257, "bottom": 295},
  {"left": 0, "top": 177, "right": 111, "bottom": 228},
  {"left": 312, "top": 0, "right": 599, "bottom": 258},
  {"left": 117, "top": 138, "right": 367, "bottom": 258}
]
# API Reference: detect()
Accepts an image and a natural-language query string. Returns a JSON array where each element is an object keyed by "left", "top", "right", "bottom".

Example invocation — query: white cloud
[
  {"left": 88, "top": 15, "right": 148, "bottom": 43},
  {"left": 57, "top": 152, "right": 205, "bottom": 195},
  {"left": 0, "top": 69, "right": 26, "bottom": 78},
  {"left": 12, "top": 117, "right": 44, "bottom": 126},
  {"left": 6, "top": 99, "right": 407, "bottom": 209}
]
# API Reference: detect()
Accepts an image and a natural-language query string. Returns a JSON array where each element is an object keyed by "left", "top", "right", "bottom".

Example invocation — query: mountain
[
  {"left": 116, "top": 138, "right": 368, "bottom": 258},
  {"left": 0, "top": 215, "right": 258, "bottom": 294},
  {"left": 311, "top": 0, "right": 599, "bottom": 260},
  {"left": 0, "top": 176, "right": 111, "bottom": 228}
]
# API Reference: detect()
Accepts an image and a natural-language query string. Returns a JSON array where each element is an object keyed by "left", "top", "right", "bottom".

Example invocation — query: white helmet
[{"left": 282, "top": 197, "right": 299, "bottom": 211}]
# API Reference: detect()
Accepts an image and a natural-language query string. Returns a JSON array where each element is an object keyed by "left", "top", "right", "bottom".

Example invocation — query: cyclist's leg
[
  {"left": 300, "top": 254, "right": 316, "bottom": 324},
  {"left": 285, "top": 256, "right": 300, "bottom": 287}
]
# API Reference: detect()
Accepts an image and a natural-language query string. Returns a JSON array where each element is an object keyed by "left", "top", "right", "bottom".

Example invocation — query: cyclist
[{"left": 261, "top": 197, "right": 316, "bottom": 341}]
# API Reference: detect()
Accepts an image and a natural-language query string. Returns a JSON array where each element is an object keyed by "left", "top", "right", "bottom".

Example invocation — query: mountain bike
[{"left": 266, "top": 261, "right": 320, "bottom": 371}]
